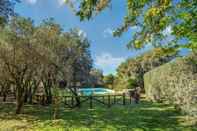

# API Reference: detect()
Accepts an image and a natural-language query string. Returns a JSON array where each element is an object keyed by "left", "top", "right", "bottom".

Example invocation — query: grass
[{"left": 0, "top": 100, "right": 197, "bottom": 131}]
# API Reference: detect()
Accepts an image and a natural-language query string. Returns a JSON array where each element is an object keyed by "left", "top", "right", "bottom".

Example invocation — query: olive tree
[
  {"left": 0, "top": 16, "right": 93, "bottom": 114},
  {"left": 0, "top": 0, "right": 19, "bottom": 26}
]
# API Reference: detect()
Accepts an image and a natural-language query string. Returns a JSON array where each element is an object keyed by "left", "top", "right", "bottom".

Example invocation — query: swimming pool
[{"left": 79, "top": 88, "right": 115, "bottom": 95}]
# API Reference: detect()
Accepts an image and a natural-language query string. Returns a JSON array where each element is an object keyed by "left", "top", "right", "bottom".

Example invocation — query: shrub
[{"left": 144, "top": 54, "right": 197, "bottom": 117}]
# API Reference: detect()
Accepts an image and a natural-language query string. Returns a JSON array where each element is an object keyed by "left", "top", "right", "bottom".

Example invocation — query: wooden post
[
  {"left": 108, "top": 95, "right": 111, "bottom": 107},
  {"left": 90, "top": 95, "right": 93, "bottom": 109},
  {"left": 65, "top": 96, "right": 67, "bottom": 105},
  {"left": 102, "top": 96, "right": 105, "bottom": 103},
  {"left": 78, "top": 96, "right": 81, "bottom": 108},
  {"left": 130, "top": 93, "right": 132, "bottom": 104},
  {"left": 113, "top": 95, "right": 116, "bottom": 104},
  {"left": 40, "top": 95, "right": 42, "bottom": 105},
  {"left": 36, "top": 95, "right": 39, "bottom": 103},
  {"left": 71, "top": 96, "right": 74, "bottom": 107},
  {"left": 123, "top": 93, "right": 126, "bottom": 105},
  {"left": 42, "top": 95, "right": 45, "bottom": 105}
]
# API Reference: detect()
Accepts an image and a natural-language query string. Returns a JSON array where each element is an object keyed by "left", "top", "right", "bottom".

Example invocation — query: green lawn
[{"left": 0, "top": 100, "right": 196, "bottom": 131}]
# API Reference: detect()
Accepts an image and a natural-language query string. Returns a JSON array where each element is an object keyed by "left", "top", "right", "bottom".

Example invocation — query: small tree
[{"left": 51, "top": 87, "right": 62, "bottom": 119}]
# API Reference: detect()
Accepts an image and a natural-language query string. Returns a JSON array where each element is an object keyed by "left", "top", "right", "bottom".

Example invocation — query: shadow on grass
[
  {"left": 58, "top": 101, "right": 197, "bottom": 131},
  {"left": 0, "top": 100, "right": 196, "bottom": 131}
]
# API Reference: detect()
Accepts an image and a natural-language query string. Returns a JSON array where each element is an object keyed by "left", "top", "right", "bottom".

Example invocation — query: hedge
[{"left": 144, "top": 55, "right": 197, "bottom": 117}]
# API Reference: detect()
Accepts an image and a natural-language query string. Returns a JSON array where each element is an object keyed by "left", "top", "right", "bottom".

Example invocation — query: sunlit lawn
[{"left": 0, "top": 100, "right": 196, "bottom": 131}]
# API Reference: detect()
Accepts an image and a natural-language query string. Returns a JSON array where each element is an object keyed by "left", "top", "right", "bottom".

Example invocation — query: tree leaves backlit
[{"left": 66, "top": 0, "right": 197, "bottom": 52}]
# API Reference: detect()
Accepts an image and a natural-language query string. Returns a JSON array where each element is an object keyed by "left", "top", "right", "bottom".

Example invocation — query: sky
[{"left": 14, "top": 0, "right": 151, "bottom": 75}]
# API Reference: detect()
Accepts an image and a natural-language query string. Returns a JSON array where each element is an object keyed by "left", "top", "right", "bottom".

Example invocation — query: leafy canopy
[
  {"left": 66, "top": 0, "right": 197, "bottom": 52},
  {"left": 0, "top": 0, "right": 19, "bottom": 26},
  {"left": 114, "top": 47, "right": 178, "bottom": 90}
]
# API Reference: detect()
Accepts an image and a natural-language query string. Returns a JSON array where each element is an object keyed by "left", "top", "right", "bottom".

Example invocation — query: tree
[
  {"left": 0, "top": 60, "right": 11, "bottom": 102},
  {"left": 66, "top": 0, "right": 197, "bottom": 52},
  {"left": 0, "top": 0, "right": 19, "bottom": 26},
  {"left": 114, "top": 48, "right": 178, "bottom": 90},
  {"left": 0, "top": 15, "right": 93, "bottom": 113},
  {"left": 0, "top": 16, "right": 43, "bottom": 114},
  {"left": 55, "top": 28, "right": 92, "bottom": 107},
  {"left": 32, "top": 19, "right": 93, "bottom": 107},
  {"left": 33, "top": 18, "right": 62, "bottom": 104},
  {"left": 103, "top": 74, "right": 114, "bottom": 89},
  {"left": 88, "top": 68, "right": 104, "bottom": 87}
]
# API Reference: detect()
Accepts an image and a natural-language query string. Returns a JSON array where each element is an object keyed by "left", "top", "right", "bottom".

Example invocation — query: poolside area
[{"left": 79, "top": 88, "right": 115, "bottom": 95}]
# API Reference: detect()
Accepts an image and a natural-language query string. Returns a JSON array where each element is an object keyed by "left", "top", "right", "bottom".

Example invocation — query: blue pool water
[{"left": 79, "top": 88, "right": 114, "bottom": 95}]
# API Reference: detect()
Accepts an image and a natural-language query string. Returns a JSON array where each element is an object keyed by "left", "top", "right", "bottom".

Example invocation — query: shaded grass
[{"left": 0, "top": 100, "right": 196, "bottom": 131}]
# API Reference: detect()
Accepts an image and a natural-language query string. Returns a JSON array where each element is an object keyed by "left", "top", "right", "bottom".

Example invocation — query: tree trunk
[
  {"left": 43, "top": 79, "right": 53, "bottom": 105},
  {"left": 46, "top": 89, "right": 52, "bottom": 104},
  {"left": 45, "top": 88, "right": 52, "bottom": 105},
  {"left": 16, "top": 98, "right": 24, "bottom": 114},
  {"left": 25, "top": 86, "right": 31, "bottom": 103},
  {"left": 52, "top": 97, "right": 60, "bottom": 119},
  {"left": 28, "top": 93, "right": 33, "bottom": 104},
  {"left": 70, "top": 87, "right": 80, "bottom": 107},
  {"left": 24, "top": 90, "right": 28, "bottom": 103},
  {"left": 3, "top": 92, "right": 7, "bottom": 102},
  {"left": 16, "top": 87, "right": 25, "bottom": 114},
  {"left": 28, "top": 82, "right": 39, "bottom": 104}
]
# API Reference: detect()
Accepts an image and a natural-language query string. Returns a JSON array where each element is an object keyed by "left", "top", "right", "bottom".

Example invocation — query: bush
[
  {"left": 127, "top": 79, "right": 138, "bottom": 89},
  {"left": 144, "top": 54, "right": 197, "bottom": 117}
]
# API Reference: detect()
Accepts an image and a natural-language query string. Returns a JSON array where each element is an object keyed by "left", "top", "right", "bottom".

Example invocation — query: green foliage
[
  {"left": 114, "top": 48, "right": 177, "bottom": 90},
  {"left": 0, "top": 16, "right": 93, "bottom": 113},
  {"left": 0, "top": 0, "right": 19, "bottom": 26},
  {"left": 144, "top": 54, "right": 197, "bottom": 117},
  {"left": 127, "top": 78, "right": 137, "bottom": 89},
  {"left": 103, "top": 74, "right": 114, "bottom": 89},
  {"left": 75, "top": 0, "right": 110, "bottom": 21},
  {"left": 88, "top": 68, "right": 104, "bottom": 87},
  {"left": 67, "top": 0, "right": 197, "bottom": 52}
]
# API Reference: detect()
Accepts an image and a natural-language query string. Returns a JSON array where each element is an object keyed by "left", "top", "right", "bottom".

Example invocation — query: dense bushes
[
  {"left": 114, "top": 48, "right": 177, "bottom": 91},
  {"left": 144, "top": 54, "right": 197, "bottom": 117}
]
